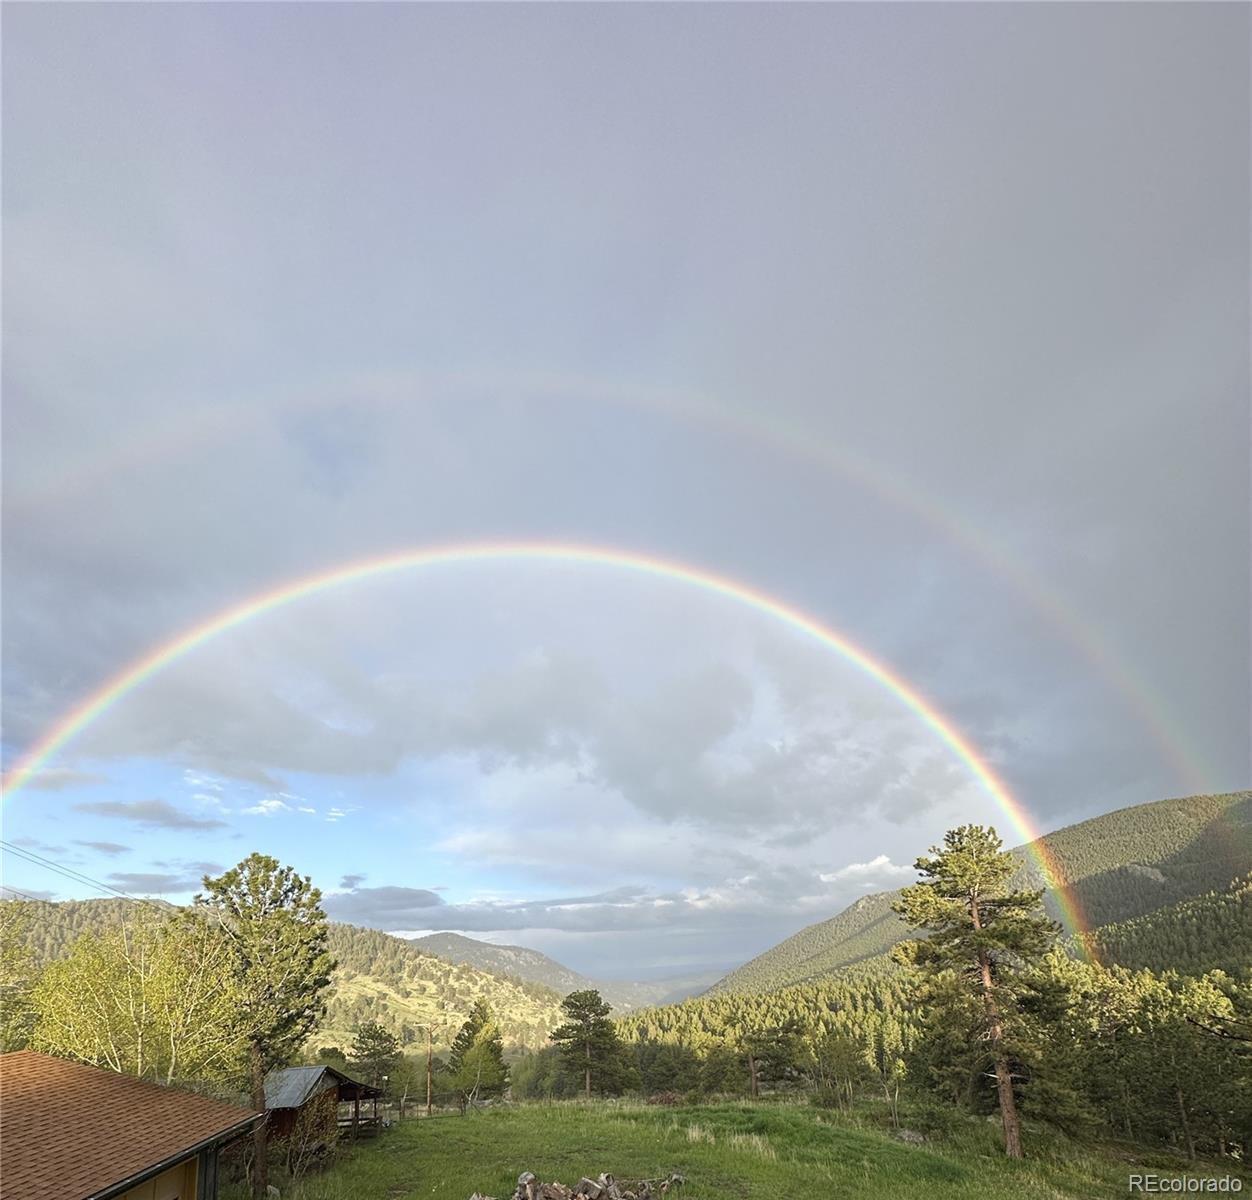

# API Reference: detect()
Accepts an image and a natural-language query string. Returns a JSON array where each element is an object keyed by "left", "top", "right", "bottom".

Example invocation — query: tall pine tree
[
  {"left": 892, "top": 825, "right": 1056, "bottom": 1159},
  {"left": 198, "top": 855, "right": 335, "bottom": 1200},
  {"left": 550, "top": 989, "right": 632, "bottom": 1098}
]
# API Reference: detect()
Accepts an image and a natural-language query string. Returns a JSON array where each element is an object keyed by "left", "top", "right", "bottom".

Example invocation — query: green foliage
[
  {"left": 446, "top": 1000, "right": 509, "bottom": 1108},
  {"left": 197, "top": 854, "right": 336, "bottom": 1075},
  {"left": 27, "top": 907, "right": 242, "bottom": 1083},
  {"left": 198, "top": 854, "right": 335, "bottom": 1199},
  {"left": 322, "top": 923, "right": 565, "bottom": 1051},
  {"left": 1086, "top": 873, "right": 1252, "bottom": 976},
  {"left": 4, "top": 896, "right": 570, "bottom": 1057},
  {"left": 0, "top": 899, "right": 37, "bottom": 1050},
  {"left": 348, "top": 1020, "right": 402, "bottom": 1091},
  {"left": 550, "top": 989, "right": 637, "bottom": 1097},
  {"left": 892, "top": 824, "right": 1059, "bottom": 1157}
]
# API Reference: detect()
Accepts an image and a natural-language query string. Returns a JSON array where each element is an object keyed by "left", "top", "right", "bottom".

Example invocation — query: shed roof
[
  {"left": 264, "top": 1064, "right": 382, "bottom": 1109},
  {"left": 0, "top": 1050, "right": 262, "bottom": 1200}
]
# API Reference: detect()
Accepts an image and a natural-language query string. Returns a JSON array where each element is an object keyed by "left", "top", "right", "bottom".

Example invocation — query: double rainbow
[{"left": 0, "top": 540, "right": 1092, "bottom": 951}]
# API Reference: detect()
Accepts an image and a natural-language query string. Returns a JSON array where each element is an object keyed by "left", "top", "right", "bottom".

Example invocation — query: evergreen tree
[
  {"left": 198, "top": 855, "right": 335, "bottom": 1200},
  {"left": 550, "top": 989, "right": 631, "bottom": 1098},
  {"left": 349, "top": 1020, "right": 402, "bottom": 1091},
  {"left": 892, "top": 824, "right": 1057, "bottom": 1159}
]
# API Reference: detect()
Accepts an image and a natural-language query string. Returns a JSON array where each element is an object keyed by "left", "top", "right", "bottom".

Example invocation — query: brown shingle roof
[{"left": 0, "top": 1050, "right": 262, "bottom": 1200}]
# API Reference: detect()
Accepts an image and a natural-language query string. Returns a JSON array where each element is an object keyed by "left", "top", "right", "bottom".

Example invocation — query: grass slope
[
  {"left": 228, "top": 1100, "right": 1247, "bottom": 1200},
  {"left": 712, "top": 791, "right": 1252, "bottom": 995}
]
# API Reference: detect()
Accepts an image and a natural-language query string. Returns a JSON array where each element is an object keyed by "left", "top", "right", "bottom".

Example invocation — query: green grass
[{"left": 231, "top": 1099, "right": 1251, "bottom": 1200}]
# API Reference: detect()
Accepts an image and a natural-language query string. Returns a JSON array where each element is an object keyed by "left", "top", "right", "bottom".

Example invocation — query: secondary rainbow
[{"left": 0, "top": 540, "right": 1094, "bottom": 952}]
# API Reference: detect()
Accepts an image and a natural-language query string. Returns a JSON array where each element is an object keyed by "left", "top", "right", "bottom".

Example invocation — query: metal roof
[{"left": 263, "top": 1064, "right": 381, "bottom": 1110}]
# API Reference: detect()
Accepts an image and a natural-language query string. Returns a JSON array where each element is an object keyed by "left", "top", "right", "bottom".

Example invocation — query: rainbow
[
  {"left": 8, "top": 369, "right": 1211, "bottom": 795},
  {"left": 0, "top": 540, "right": 1095, "bottom": 952}
]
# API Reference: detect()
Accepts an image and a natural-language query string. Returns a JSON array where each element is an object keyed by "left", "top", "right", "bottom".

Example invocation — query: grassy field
[{"left": 228, "top": 1099, "right": 1250, "bottom": 1200}]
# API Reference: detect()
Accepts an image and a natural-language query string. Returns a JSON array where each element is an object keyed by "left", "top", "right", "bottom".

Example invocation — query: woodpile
[{"left": 470, "top": 1170, "right": 687, "bottom": 1200}]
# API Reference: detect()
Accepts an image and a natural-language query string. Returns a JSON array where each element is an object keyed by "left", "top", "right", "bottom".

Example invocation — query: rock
[
  {"left": 892, "top": 1128, "right": 926, "bottom": 1145},
  {"left": 266, "top": 1189, "right": 281, "bottom": 1200}
]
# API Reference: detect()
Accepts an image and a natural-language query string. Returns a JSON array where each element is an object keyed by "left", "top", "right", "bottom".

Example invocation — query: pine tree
[
  {"left": 198, "top": 855, "right": 335, "bottom": 1200},
  {"left": 892, "top": 824, "right": 1057, "bottom": 1159},
  {"left": 349, "top": 1020, "right": 402, "bottom": 1091},
  {"left": 550, "top": 989, "right": 630, "bottom": 1098}
]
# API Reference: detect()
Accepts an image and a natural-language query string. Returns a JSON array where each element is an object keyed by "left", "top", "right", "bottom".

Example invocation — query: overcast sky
[{"left": 2, "top": 4, "right": 1248, "bottom": 980}]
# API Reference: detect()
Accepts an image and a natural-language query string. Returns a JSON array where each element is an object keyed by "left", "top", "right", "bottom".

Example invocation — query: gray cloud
[
  {"left": 339, "top": 873, "right": 366, "bottom": 890},
  {"left": 108, "top": 872, "right": 200, "bottom": 894},
  {"left": 1, "top": 885, "right": 58, "bottom": 902},
  {"left": 73, "top": 840, "right": 132, "bottom": 856},
  {"left": 2, "top": 5, "right": 1246, "bottom": 976},
  {"left": 325, "top": 886, "right": 446, "bottom": 925},
  {"left": 72, "top": 799, "right": 228, "bottom": 831},
  {"left": 21, "top": 768, "right": 108, "bottom": 791}
]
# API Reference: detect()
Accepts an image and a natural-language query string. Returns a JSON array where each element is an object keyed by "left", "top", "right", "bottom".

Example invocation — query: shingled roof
[{"left": 0, "top": 1050, "right": 262, "bottom": 1200}]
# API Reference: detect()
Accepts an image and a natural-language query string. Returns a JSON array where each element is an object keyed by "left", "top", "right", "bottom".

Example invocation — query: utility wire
[{"left": 0, "top": 839, "right": 176, "bottom": 910}]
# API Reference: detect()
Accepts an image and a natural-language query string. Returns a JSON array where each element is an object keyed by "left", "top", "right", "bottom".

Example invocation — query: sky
[{"left": 2, "top": 4, "right": 1248, "bottom": 980}]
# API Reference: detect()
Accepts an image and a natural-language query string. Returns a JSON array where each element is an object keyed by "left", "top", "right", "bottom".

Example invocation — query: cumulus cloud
[
  {"left": 339, "top": 873, "right": 366, "bottom": 889},
  {"left": 819, "top": 855, "right": 914, "bottom": 883},
  {"left": 241, "top": 796, "right": 292, "bottom": 817},
  {"left": 72, "top": 799, "right": 227, "bottom": 830}
]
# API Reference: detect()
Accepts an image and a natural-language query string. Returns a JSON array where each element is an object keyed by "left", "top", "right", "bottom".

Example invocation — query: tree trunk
[
  {"left": 971, "top": 897, "right": 1023, "bottom": 1159},
  {"left": 748, "top": 1051, "right": 759, "bottom": 1099},
  {"left": 1175, "top": 1084, "right": 1196, "bottom": 1161},
  {"left": 249, "top": 1039, "right": 268, "bottom": 1200},
  {"left": 426, "top": 1027, "right": 433, "bottom": 1117},
  {"left": 585, "top": 1034, "right": 592, "bottom": 1099}
]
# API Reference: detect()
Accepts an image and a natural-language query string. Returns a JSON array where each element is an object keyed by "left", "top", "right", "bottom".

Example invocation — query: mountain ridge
[{"left": 710, "top": 790, "right": 1252, "bottom": 996}]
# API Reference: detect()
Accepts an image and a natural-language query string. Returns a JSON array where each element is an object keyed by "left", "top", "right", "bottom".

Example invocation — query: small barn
[
  {"left": 263, "top": 1064, "right": 383, "bottom": 1139},
  {"left": 0, "top": 1049, "right": 263, "bottom": 1200}
]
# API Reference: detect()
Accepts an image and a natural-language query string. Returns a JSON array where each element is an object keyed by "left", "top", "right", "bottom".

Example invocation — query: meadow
[{"left": 228, "top": 1099, "right": 1249, "bottom": 1200}]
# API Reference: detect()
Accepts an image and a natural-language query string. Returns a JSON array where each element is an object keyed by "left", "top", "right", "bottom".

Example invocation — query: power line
[{"left": 0, "top": 839, "right": 169, "bottom": 908}]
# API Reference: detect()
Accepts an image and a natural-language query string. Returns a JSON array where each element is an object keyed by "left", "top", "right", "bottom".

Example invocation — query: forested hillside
[
  {"left": 410, "top": 931, "right": 720, "bottom": 1012},
  {"left": 712, "top": 791, "right": 1252, "bottom": 995},
  {"left": 11, "top": 897, "right": 567, "bottom": 1052},
  {"left": 1084, "top": 872, "right": 1252, "bottom": 976}
]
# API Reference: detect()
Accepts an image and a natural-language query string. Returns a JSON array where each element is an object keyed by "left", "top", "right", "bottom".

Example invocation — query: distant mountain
[
  {"left": 407, "top": 931, "right": 721, "bottom": 1012},
  {"left": 710, "top": 790, "right": 1252, "bottom": 996}
]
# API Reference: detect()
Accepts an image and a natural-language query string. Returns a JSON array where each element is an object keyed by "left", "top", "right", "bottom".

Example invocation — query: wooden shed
[
  {"left": 263, "top": 1064, "right": 383, "bottom": 1139},
  {"left": 0, "top": 1049, "right": 262, "bottom": 1200}
]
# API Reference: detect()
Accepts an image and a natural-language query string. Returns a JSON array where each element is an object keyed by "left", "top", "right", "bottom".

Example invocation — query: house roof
[
  {"left": 0, "top": 1050, "right": 263, "bottom": 1200},
  {"left": 264, "top": 1064, "right": 382, "bottom": 1109}
]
